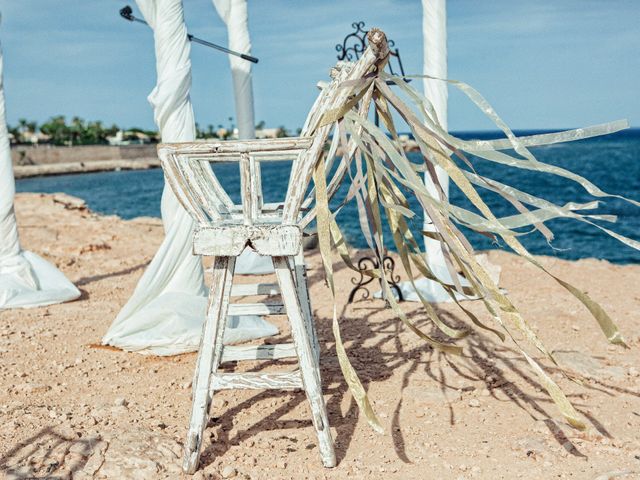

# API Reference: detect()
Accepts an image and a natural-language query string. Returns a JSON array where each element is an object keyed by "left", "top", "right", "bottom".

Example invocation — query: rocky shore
[{"left": 11, "top": 144, "right": 159, "bottom": 179}]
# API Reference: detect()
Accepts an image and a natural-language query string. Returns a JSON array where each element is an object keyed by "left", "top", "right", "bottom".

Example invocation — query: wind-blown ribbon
[{"left": 307, "top": 65, "right": 637, "bottom": 431}]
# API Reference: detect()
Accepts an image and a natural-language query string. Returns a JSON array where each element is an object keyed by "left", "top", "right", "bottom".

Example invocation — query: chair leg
[
  {"left": 292, "top": 252, "right": 320, "bottom": 363},
  {"left": 183, "top": 256, "right": 236, "bottom": 474},
  {"left": 273, "top": 256, "right": 336, "bottom": 468}
]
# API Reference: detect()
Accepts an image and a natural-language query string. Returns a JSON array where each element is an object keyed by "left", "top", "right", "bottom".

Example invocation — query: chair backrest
[{"left": 158, "top": 28, "right": 389, "bottom": 228}]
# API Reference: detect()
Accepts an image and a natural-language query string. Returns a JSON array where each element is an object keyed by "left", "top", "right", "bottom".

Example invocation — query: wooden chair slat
[{"left": 157, "top": 29, "right": 390, "bottom": 475}]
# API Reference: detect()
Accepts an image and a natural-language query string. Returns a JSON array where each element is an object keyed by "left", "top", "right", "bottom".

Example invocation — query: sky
[{"left": 0, "top": 0, "right": 638, "bottom": 132}]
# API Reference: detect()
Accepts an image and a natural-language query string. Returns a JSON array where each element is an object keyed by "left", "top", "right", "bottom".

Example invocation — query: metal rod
[{"left": 119, "top": 5, "right": 259, "bottom": 64}]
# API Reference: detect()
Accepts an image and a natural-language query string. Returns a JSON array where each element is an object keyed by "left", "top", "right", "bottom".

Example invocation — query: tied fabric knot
[{"left": 148, "top": 65, "right": 193, "bottom": 134}]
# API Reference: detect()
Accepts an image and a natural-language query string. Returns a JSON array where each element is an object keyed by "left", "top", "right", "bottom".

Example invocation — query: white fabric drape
[
  {"left": 212, "top": 0, "right": 273, "bottom": 275},
  {"left": 212, "top": 0, "right": 255, "bottom": 140},
  {"left": 0, "top": 14, "right": 80, "bottom": 310},
  {"left": 102, "top": 0, "right": 276, "bottom": 355},
  {"left": 394, "top": 0, "right": 469, "bottom": 302}
]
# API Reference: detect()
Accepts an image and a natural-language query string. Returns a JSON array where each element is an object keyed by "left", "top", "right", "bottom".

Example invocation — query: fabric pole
[
  {"left": 212, "top": 0, "right": 255, "bottom": 140},
  {"left": 103, "top": 0, "right": 276, "bottom": 354},
  {"left": 212, "top": 0, "right": 273, "bottom": 275},
  {"left": 421, "top": 0, "right": 451, "bottom": 272},
  {"left": 0, "top": 13, "right": 80, "bottom": 309},
  {"left": 392, "top": 0, "right": 468, "bottom": 302},
  {"left": 422, "top": 0, "right": 449, "bottom": 200}
]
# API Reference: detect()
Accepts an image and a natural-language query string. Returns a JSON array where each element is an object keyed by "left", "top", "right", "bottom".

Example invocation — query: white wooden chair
[{"left": 158, "top": 29, "right": 389, "bottom": 474}]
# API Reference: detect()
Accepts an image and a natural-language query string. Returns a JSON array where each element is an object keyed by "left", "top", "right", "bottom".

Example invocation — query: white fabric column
[
  {"left": 0, "top": 13, "right": 80, "bottom": 309},
  {"left": 422, "top": 0, "right": 449, "bottom": 203},
  {"left": 394, "top": 0, "right": 469, "bottom": 302},
  {"left": 212, "top": 0, "right": 273, "bottom": 275},
  {"left": 212, "top": 0, "right": 255, "bottom": 140},
  {"left": 421, "top": 0, "right": 451, "bottom": 279},
  {"left": 103, "top": 0, "right": 276, "bottom": 354}
]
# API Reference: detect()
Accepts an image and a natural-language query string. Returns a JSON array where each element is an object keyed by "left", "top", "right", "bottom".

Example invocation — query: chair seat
[{"left": 193, "top": 224, "right": 302, "bottom": 257}]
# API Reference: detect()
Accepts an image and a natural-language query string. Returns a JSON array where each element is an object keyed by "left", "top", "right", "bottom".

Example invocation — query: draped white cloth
[
  {"left": 102, "top": 0, "right": 276, "bottom": 355},
  {"left": 0, "top": 14, "right": 80, "bottom": 310},
  {"left": 393, "top": 0, "right": 471, "bottom": 302},
  {"left": 212, "top": 0, "right": 255, "bottom": 140},
  {"left": 212, "top": 0, "right": 273, "bottom": 275}
]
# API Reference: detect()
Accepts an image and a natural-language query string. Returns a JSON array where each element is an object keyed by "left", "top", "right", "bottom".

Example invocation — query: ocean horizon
[{"left": 16, "top": 128, "right": 640, "bottom": 264}]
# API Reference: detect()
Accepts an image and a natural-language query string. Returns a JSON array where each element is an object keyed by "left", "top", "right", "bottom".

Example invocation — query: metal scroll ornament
[
  {"left": 336, "top": 21, "right": 407, "bottom": 78},
  {"left": 336, "top": 21, "right": 409, "bottom": 128},
  {"left": 338, "top": 22, "right": 406, "bottom": 304},
  {"left": 348, "top": 253, "right": 404, "bottom": 304}
]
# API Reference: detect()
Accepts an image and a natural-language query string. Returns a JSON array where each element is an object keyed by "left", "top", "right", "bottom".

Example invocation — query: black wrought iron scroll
[
  {"left": 336, "top": 21, "right": 407, "bottom": 78},
  {"left": 338, "top": 22, "right": 407, "bottom": 303},
  {"left": 348, "top": 253, "right": 404, "bottom": 304}
]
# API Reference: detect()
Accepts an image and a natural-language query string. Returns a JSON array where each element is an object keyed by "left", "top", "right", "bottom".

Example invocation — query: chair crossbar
[{"left": 157, "top": 28, "right": 391, "bottom": 475}]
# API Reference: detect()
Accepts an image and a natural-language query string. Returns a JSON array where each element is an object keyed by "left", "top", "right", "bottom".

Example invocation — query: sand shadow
[
  {"left": 75, "top": 261, "right": 149, "bottom": 287},
  {"left": 122, "top": 248, "right": 632, "bottom": 471},
  {"left": 198, "top": 286, "right": 632, "bottom": 471},
  {"left": 0, "top": 426, "right": 102, "bottom": 479}
]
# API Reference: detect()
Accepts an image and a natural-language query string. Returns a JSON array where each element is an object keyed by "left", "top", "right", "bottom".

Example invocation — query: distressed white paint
[
  {"left": 184, "top": 256, "right": 235, "bottom": 473},
  {"left": 167, "top": 29, "right": 390, "bottom": 474},
  {"left": 212, "top": 371, "right": 303, "bottom": 390},
  {"left": 230, "top": 282, "right": 279, "bottom": 296},
  {"left": 193, "top": 225, "right": 302, "bottom": 256},
  {"left": 220, "top": 343, "right": 296, "bottom": 363}
]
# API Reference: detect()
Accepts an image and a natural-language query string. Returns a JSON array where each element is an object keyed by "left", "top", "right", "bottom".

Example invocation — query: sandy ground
[{"left": 1, "top": 193, "right": 639, "bottom": 480}]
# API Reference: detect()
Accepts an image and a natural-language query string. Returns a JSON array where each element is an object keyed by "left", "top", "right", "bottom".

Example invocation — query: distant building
[
  {"left": 255, "top": 128, "right": 280, "bottom": 139},
  {"left": 15, "top": 130, "right": 51, "bottom": 145},
  {"left": 107, "top": 130, "right": 152, "bottom": 145}
]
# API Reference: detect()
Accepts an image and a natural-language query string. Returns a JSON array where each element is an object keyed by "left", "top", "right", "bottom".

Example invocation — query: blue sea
[{"left": 16, "top": 129, "right": 640, "bottom": 264}]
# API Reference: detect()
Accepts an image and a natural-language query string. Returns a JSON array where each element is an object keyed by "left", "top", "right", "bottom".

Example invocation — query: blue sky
[{"left": 0, "top": 0, "right": 638, "bottom": 132}]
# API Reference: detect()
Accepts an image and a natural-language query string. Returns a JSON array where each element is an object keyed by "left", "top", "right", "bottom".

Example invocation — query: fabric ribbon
[{"left": 307, "top": 58, "right": 637, "bottom": 431}]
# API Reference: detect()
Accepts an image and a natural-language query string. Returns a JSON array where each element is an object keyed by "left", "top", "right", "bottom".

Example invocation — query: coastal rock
[
  {"left": 53, "top": 193, "right": 87, "bottom": 211},
  {"left": 475, "top": 253, "right": 501, "bottom": 284},
  {"left": 468, "top": 399, "right": 481, "bottom": 408},
  {"left": 97, "top": 429, "right": 182, "bottom": 479},
  {"left": 554, "top": 350, "right": 626, "bottom": 380},
  {"left": 221, "top": 465, "right": 237, "bottom": 478}
]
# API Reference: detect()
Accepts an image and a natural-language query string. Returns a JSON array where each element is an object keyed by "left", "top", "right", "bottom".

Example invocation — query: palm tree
[
  {"left": 17, "top": 119, "right": 28, "bottom": 142},
  {"left": 275, "top": 126, "right": 289, "bottom": 138},
  {"left": 40, "top": 116, "right": 69, "bottom": 146}
]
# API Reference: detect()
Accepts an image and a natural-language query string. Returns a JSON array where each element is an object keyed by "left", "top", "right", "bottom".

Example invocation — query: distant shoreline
[
  {"left": 13, "top": 158, "right": 160, "bottom": 179},
  {"left": 11, "top": 144, "right": 159, "bottom": 178},
  {"left": 12, "top": 128, "right": 638, "bottom": 178}
]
